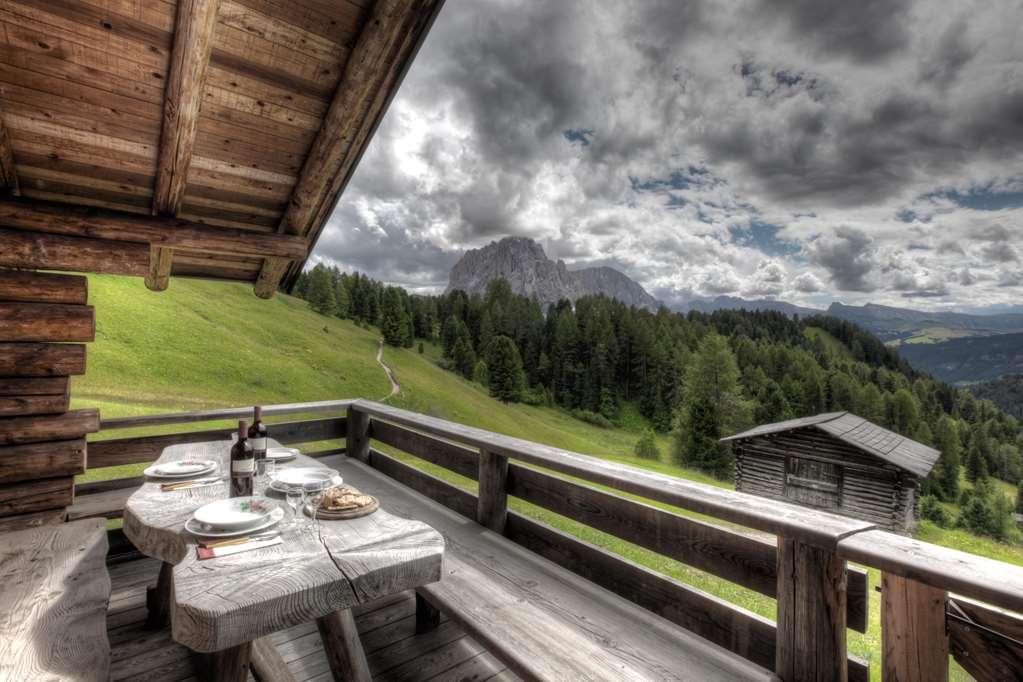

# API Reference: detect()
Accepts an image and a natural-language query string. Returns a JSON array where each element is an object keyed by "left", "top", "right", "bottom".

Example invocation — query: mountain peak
[{"left": 447, "top": 237, "right": 658, "bottom": 310}]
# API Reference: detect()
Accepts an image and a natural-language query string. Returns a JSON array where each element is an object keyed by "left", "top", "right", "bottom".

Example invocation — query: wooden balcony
[{"left": 34, "top": 398, "right": 1018, "bottom": 681}]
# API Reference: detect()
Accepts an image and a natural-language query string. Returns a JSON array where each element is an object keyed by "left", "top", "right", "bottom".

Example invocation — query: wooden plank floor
[{"left": 107, "top": 557, "right": 517, "bottom": 681}]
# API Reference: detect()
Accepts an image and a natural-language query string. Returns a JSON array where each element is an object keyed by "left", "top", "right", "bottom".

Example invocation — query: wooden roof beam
[
  {"left": 0, "top": 198, "right": 307, "bottom": 260},
  {"left": 256, "top": 0, "right": 442, "bottom": 298},
  {"left": 0, "top": 106, "right": 20, "bottom": 196}
]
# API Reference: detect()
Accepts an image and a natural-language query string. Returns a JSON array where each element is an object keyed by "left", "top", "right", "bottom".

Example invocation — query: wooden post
[
  {"left": 415, "top": 591, "right": 440, "bottom": 634},
  {"left": 776, "top": 536, "right": 848, "bottom": 682},
  {"left": 882, "top": 573, "right": 948, "bottom": 681},
  {"left": 145, "top": 560, "right": 174, "bottom": 630},
  {"left": 250, "top": 637, "right": 296, "bottom": 682},
  {"left": 145, "top": 246, "right": 174, "bottom": 292},
  {"left": 477, "top": 449, "right": 509, "bottom": 533},
  {"left": 346, "top": 404, "right": 370, "bottom": 462},
  {"left": 208, "top": 641, "right": 252, "bottom": 682},
  {"left": 316, "top": 608, "right": 372, "bottom": 682}
]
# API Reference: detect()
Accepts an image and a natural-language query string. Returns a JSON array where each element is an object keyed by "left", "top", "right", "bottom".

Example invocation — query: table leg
[
  {"left": 207, "top": 642, "right": 252, "bottom": 682},
  {"left": 251, "top": 636, "right": 296, "bottom": 682},
  {"left": 316, "top": 608, "right": 372, "bottom": 682},
  {"left": 145, "top": 560, "right": 173, "bottom": 629}
]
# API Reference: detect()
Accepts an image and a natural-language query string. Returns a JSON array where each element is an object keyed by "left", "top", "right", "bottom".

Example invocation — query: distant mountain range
[
  {"left": 447, "top": 237, "right": 659, "bottom": 309},
  {"left": 826, "top": 302, "right": 1023, "bottom": 343},
  {"left": 898, "top": 333, "right": 1023, "bottom": 384},
  {"left": 679, "top": 296, "right": 822, "bottom": 317}
]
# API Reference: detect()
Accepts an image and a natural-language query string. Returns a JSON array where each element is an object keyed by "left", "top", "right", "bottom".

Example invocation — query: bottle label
[
  {"left": 251, "top": 437, "right": 267, "bottom": 451},
  {"left": 232, "top": 458, "right": 255, "bottom": 474}
]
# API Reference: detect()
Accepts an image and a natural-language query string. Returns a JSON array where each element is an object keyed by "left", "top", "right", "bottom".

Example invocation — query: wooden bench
[
  {"left": 0, "top": 518, "right": 111, "bottom": 681},
  {"left": 329, "top": 455, "right": 778, "bottom": 681}
]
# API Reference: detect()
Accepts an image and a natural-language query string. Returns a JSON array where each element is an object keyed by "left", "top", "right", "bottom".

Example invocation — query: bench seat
[
  {"left": 330, "top": 456, "right": 778, "bottom": 682},
  {"left": 0, "top": 518, "right": 111, "bottom": 681}
]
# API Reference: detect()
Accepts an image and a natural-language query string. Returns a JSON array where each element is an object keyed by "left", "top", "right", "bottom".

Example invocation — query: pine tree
[
  {"left": 486, "top": 335, "right": 525, "bottom": 402},
  {"left": 305, "top": 264, "right": 337, "bottom": 316},
  {"left": 452, "top": 336, "right": 476, "bottom": 379},
  {"left": 634, "top": 428, "right": 660, "bottom": 460},
  {"left": 932, "top": 416, "right": 961, "bottom": 501},
  {"left": 380, "top": 287, "right": 410, "bottom": 347},
  {"left": 966, "top": 434, "right": 989, "bottom": 482},
  {"left": 334, "top": 278, "right": 351, "bottom": 318}
]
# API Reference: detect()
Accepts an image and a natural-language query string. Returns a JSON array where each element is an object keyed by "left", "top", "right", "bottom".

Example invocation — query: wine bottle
[
  {"left": 249, "top": 406, "right": 268, "bottom": 460},
  {"left": 230, "top": 420, "right": 254, "bottom": 497}
]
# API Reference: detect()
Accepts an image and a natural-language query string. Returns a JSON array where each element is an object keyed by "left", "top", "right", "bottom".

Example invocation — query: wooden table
[{"left": 123, "top": 439, "right": 445, "bottom": 681}]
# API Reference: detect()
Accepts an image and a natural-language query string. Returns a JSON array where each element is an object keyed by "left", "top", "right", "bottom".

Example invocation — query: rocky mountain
[
  {"left": 447, "top": 237, "right": 658, "bottom": 309},
  {"left": 681, "top": 296, "right": 822, "bottom": 317},
  {"left": 827, "top": 302, "right": 1023, "bottom": 344}
]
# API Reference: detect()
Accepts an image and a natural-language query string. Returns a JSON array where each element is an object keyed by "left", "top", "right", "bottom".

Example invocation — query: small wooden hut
[{"left": 722, "top": 412, "right": 940, "bottom": 532}]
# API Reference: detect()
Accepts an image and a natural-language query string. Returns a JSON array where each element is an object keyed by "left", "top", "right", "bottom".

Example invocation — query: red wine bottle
[
  {"left": 230, "top": 420, "right": 254, "bottom": 497},
  {"left": 248, "top": 406, "right": 268, "bottom": 460}
]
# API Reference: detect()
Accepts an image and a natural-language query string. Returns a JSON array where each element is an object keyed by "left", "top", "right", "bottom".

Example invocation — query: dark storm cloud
[{"left": 808, "top": 227, "right": 878, "bottom": 292}]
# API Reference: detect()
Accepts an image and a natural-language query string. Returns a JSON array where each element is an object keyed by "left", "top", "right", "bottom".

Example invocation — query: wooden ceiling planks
[{"left": 0, "top": 0, "right": 444, "bottom": 295}]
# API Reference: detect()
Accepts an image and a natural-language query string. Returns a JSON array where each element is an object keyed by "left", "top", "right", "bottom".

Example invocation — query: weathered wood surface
[
  {"left": 337, "top": 454, "right": 777, "bottom": 681},
  {"left": 0, "top": 301, "right": 95, "bottom": 342},
  {"left": 250, "top": 636, "right": 296, "bottom": 682},
  {"left": 0, "top": 506, "right": 65, "bottom": 533},
  {"left": 209, "top": 642, "right": 252, "bottom": 682},
  {"left": 0, "top": 376, "right": 69, "bottom": 396},
  {"left": 0, "top": 438, "right": 85, "bottom": 483},
  {"left": 881, "top": 573, "right": 947, "bottom": 682},
  {"left": 355, "top": 401, "right": 874, "bottom": 548},
  {"left": 369, "top": 417, "right": 478, "bottom": 479},
  {"left": 0, "top": 476, "right": 74, "bottom": 516},
  {"left": 0, "top": 407, "right": 99, "bottom": 445},
  {"left": 316, "top": 608, "right": 372, "bottom": 682},
  {"left": 145, "top": 245, "right": 174, "bottom": 291},
  {"left": 0, "top": 518, "right": 110, "bottom": 681},
  {"left": 346, "top": 403, "right": 370, "bottom": 462},
  {"left": 0, "top": 269, "right": 87, "bottom": 304},
  {"left": 948, "top": 595, "right": 1023, "bottom": 681},
  {"left": 153, "top": 0, "right": 221, "bottom": 216},
  {"left": 0, "top": 341, "right": 86, "bottom": 376},
  {"left": 476, "top": 449, "right": 508, "bottom": 533},
  {"left": 0, "top": 391, "right": 69, "bottom": 416},
  {"left": 98, "top": 398, "right": 352, "bottom": 429},
  {"left": 0, "top": 227, "right": 151, "bottom": 276},
  {"left": 123, "top": 439, "right": 443, "bottom": 653},
  {"left": 839, "top": 528, "right": 1023, "bottom": 615},
  {"left": 0, "top": 198, "right": 308, "bottom": 259},
  {"left": 0, "top": 106, "right": 19, "bottom": 195},
  {"left": 357, "top": 449, "right": 870, "bottom": 680}
]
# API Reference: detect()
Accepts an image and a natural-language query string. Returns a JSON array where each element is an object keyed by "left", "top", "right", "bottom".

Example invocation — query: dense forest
[
  {"left": 293, "top": 264, "right": 1023, "bottom": 529},
  {"left": 971, "top": 375, "right": 1023, "bottom": 419}
]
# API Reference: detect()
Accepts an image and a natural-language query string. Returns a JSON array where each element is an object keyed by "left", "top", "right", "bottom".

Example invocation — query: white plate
[
  {"left": 192, "top": 496, "right": 276, "bottom": 530},
  {"left": 144, "top": 460, "right": 217, "bottom": 479},
  {"left": 265, "top": 447, "right": 299, "bottom": 461},
  {"left": 270, "top": 467, "right": 338, "bottom": 491},
  {"left": 271, "top": 474, "right": 342, "bottom": 494},
  {"left": 185, "top": 506, "right": 284, "bottom": 538}
]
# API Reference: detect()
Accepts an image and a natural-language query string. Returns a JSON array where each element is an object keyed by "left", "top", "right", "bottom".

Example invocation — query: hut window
[{"left": 784, "top": 456, "right": 841, "bottom": 510}]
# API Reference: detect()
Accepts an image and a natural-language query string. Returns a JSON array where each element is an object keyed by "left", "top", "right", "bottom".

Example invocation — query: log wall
[
  {"left": 0, "top": 268, "right": 97, "bottom": 530},
  {"left": 733, "top": 429, "right": 919, "bottom": 532}
]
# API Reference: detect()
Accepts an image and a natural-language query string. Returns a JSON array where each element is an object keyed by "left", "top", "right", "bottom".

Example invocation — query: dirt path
[{"left": 376, "top": 339, "right": 400, "bottom": 400}]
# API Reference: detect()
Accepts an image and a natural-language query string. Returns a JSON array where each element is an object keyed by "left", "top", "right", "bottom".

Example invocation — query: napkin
[{"left": 196, "top": 536, "right": 283, "bottom": 560}]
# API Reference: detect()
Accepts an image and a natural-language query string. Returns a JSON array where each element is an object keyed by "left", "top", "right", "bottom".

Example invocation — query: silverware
[
  {"left": 162, "top": 476, "right": 221, "bottom": 490},
  {"left": 202, "top": 531, "right": 280, "bottom": 549}
]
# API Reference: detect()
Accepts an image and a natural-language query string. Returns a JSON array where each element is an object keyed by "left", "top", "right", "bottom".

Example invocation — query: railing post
[
  {"left": 476, "top": 448, "right": 508, "bottom": 533},
  {"left": 776, "top": 536, "right": 848, "bottom": 682},
  {"left": 881, "top": 573, "right": 948, "bottom": 681},
  {"left": 346, "top": 404, "right": 369, "bottom": 463}
]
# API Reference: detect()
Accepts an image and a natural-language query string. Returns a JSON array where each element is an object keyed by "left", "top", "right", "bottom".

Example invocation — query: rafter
[{"left": 256, "top": 0, "right": 443, "bottom": 297}]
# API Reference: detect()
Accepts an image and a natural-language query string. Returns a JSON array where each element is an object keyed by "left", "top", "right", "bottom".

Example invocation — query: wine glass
[
  {"left": 285, "top": 488, "right": 305, "bottom": 529},
  {"left": 307, "top": 489, "right": 324, "bottom": 533}
]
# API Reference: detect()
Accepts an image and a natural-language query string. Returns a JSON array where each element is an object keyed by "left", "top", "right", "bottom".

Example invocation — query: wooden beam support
[
  {"left": 316, "top": 608, "right": 372, "bottom": 682},
  {"left": 250, "top": 637, "right": 296, "bottom": 682},
  {"left": 0, "top": 106, "right": 20, "bottom": 196},
  {"left": 262, "top": 0, "right": 441, "bottom": 288},
  {"left": 346, "top": 404, "right": 370, "bottom": 463},
  {"left": 0, "top": 393, "right": 70, "bottom": 418},
  {"left": 0, "top": 377, "right": 69, "bottom": 396},
  {"left": 0, "top": 343, "right": 86, "bottom": 376},
  {"left": 0, "top": 227, "right": 149, "bottom": 277},
  {"left": 0, "top": 302, "right": 95, "bottom": 342},
  {"left": 253, "top": 256, "right": 289, "bottom": 299},
  {"left": 882, "top": 573, "right": 948, "bottom": 682},
  {"left": 153, "top": 0, "right": 221, "bottom": 216},
  {"left": 0, "top": 198, "right": 308, "bottom": 260},
  {"left": 0, "top": 439, "right": 85, "bottom": 484},
  {"left": 207, "top": 641, "right": 252, "bottom": 682},
  {"left": 0, "top": 476, "right": 74, "bottom": 517},
  {"left": 0, "top": 270, "right": 87, "bottom": 304},
  {"left": 145, "top": 246, "right": 174, "bottom": 291},
  {"left": 477, "top": 449, "right": 509, "bottom": 533},
  {"left": 0, "top": 408, "right": 100, "bottom": 446},
  {"left": 776, "top": 536, "right": 848, "bottom": 682}
]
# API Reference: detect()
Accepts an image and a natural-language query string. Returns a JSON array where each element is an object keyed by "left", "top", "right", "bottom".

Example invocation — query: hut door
[{"left": 785, "top": 457, "right": 840, "bottom": 509}]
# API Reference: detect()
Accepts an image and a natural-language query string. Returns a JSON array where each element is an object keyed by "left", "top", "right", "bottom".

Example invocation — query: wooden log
[
  {"left": 208, "top": 642, "right": 252, "bottom": 682},
  {"left": 415, "top": 591, "right": 440, "bottom": 634},
  {"left": 250, "top": 637, "right": 296, "bottom": 682},
  {"left": 316, "top": 608, "right": 372, "bottom": 682},
  {"left": 153, "top": 0, "right": 221, "bottom": 216},
  {"left": 881, "top": 573, "right": 947, "bottom": 682},
  {"left": 253, "top": 255, "right": 289, "bottom": 299},
  {"left": 0, "top": 106, "right": 19, "bottom": 195},
  {"left": 776, "top": 536, "right": 848, "bottom": 682},
  {"left": 0, "top": 269, "right": 87, "bottom": 304},
  {"left": 0, "top": 342, "right": 86, "bottom": 376},
  {"left": 346, "top": 404, "right": 370, "bottom": 462},
  {"left": 0, "top": 198, "right": 308, "bottom": 259},
  {"left": 145, "top": 560, "right": 173, "bottom": 630},
  {"left": 0, "top": 302, "right": 95, "bottom": 342},
  {"left": 0, "top": 376, "right": 69, "bottom": 396},
  {"left": 0, "top": 392, "right": 69, "bottom": 417},
  {"left": 0, "top": 438, "right": 86, "bottom": 483},
  {"left": 948, "top": 595, "right": 1023, "bottom": 680},
  {"left": 476, "top": 449, "right": 508, "bottom": 533},
  {"left": 0, "top": 227, "right": 149, "bottom": 277},
  {"left": 145, "top": 245, "right": 173, "bottom": 291},
  {"left": 0, "top": 476, "right": 74, "bottom": 516},
  {"left": 0, "top": 408, "right": 100, "bottom": 445},
  {"left": 370, "top": 418, "right": 479, "bottom": 480},
  {"left": 0, "top": 506, "right": 65, "bottom": 532}
]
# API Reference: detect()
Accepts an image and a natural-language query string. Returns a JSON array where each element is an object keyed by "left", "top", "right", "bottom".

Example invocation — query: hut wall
[{"left": 733, "top": 428, "right": 917, "bottom": 532}]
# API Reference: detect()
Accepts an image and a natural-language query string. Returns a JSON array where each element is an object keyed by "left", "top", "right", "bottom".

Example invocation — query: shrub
[
  {"left": 634, "top": 428, "right": 661, "bottom": 460},
  {"left": 920, "top": 495, "right": 952, "bottom": 528},
  {"left": 958, "top": 480, "right": 1015, "bottom": 541},
  {"left": 418, "top": 342, "right": 424, "bottom": 354},
  {"left": 572, "top": 409, "right": 615, "bottom": 428}
]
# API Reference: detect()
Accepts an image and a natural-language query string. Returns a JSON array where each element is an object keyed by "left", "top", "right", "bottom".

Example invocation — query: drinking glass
[
  {"left": 256, "top": 459, "right": 272, "bottom": 493},
  {"left": 285, "top": 488, "right": 305, "bottom": 528}
]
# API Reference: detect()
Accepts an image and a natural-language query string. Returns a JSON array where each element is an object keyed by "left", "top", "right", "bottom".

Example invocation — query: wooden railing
[{"left": 77, "top": 398, "right": 1023, "bottom": 681}]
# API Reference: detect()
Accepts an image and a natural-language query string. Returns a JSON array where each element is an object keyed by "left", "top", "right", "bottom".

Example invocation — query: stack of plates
[
  {"left": 144, "top": 459, "right": 218, "bottom": 479},
  {"left": 184, "top": 496, "right": 285, "bottom": 538},
  {"left": 269, "top": 467, "right": 342, "bottom": 493}
]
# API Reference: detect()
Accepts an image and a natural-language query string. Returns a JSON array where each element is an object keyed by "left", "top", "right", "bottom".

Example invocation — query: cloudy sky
[{"left": 310, "top": 0, "right": 1023, "bottom": 312}]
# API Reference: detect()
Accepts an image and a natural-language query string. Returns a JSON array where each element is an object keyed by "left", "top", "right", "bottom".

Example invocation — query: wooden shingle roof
[
  {"left": 0, "top": 0, "right": 444, "bottom": 296},
  {"left": 722, "top": 411, "right": 941, "bottom": 478}
]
